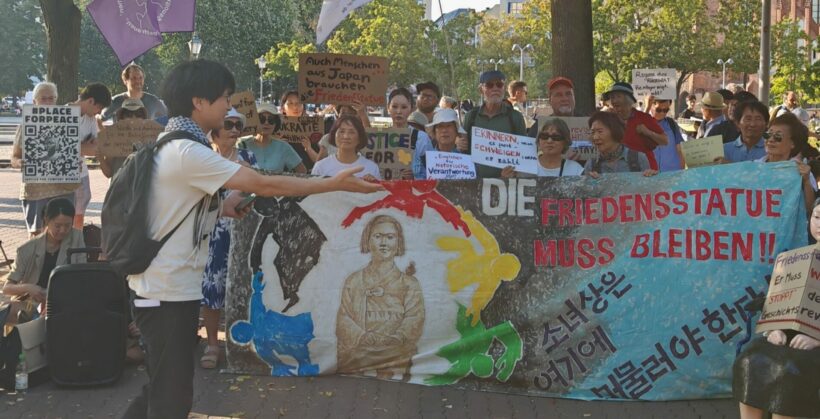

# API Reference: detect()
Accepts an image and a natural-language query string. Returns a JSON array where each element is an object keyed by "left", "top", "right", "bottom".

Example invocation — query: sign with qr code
[{"left": 21, "top": 105, "right": 82, "bottom": 183}]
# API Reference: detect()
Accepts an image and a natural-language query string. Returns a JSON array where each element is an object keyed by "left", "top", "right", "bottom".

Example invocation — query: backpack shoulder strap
[{"left": 154, "top": 130, "right": 194, "bottom": 150}]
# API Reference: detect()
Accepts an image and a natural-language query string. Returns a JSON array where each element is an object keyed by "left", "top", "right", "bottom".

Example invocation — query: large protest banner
[
  {"left": 364, "top": 128, "right": 413, "bottom": 180},
  {"left": 225, "top": 161, "right": 806, "bottom": 400},
  {"left": 298, "top": 53, "right": 389, "bottom": 106},
  {"left": 21, "top": 105, "right": 82, "bottom": 183}
]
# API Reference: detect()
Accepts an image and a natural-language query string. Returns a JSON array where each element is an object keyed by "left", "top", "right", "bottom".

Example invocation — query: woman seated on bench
[{"left": 2, "top": 198, "right": 85, "bottom": 324}]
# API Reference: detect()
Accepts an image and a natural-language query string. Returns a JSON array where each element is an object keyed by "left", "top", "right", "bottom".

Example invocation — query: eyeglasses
[
  {"left": 224, "top": 120, "right": 244, "bottom": 131},
  {"left": 258, "top": 114, "right": 278, "bottom": 125},
  {"left": 655, "top": 108, "right": 670, "bottom": 114},
  {"left": 763, "top": 131, "right": 783, "bottom": 142},
  {"left": 538, "top": 134, "right": 564, "bottom": 142},
  {"left": 483, "top": 81, "right": 504, "bottom": 89}
]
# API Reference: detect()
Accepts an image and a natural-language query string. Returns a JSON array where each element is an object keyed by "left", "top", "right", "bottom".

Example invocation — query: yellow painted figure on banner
[
  {"left": 437, "top": 207, "right": 521, "bottom": 326},
  {"left": 336, "top": 215, "right": 425, "bottom": 380}
]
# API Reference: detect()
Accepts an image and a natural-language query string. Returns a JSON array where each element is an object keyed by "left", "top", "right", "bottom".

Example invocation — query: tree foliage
[
  {"left": 769, "top": 19, "right": 817, "bottom": 105},
  {"left": 0, "top": 0, "right": 46, "bottom": 96}
]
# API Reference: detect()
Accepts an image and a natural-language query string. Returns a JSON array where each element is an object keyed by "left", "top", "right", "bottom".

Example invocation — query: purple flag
[
  {"left": 87, "top": 0, "right": 163, "bottom": 66},
  {"left": 155, "top": 0, "right": 196, "bottom": 32}
]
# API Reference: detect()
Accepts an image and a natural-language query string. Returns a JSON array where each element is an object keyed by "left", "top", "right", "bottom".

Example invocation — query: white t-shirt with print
[
  {"left": 311, "top": 154, "right": 381, "bottom": 179},
  {"left": 537, "top": 159, "right": 584, "bottom": 177},
  {"left": 128, "top": 138, "right": 241, "bottom": 301}
]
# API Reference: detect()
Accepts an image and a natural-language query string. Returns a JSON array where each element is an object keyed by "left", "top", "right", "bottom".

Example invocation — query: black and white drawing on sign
[{"left": 21, "top": 105, "right": 82, "bottom": 183}]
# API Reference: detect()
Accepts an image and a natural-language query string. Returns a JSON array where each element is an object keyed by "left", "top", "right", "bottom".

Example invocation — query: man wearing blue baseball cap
[{"left": 462, "top": 70, "right": 527, "bottom": 178}]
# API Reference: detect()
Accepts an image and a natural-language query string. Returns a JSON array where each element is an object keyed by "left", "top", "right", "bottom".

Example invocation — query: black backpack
[{"left": 101, "top": 130, "right": 195, "bottom": 277}]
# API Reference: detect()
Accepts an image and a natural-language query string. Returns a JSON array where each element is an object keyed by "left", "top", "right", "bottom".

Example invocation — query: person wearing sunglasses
[
  {"left": 756, "top": 112, "right": 816, "bottom": 212},
  {"left": 648, "top": 97, "right": 686, "bottom": 172},
  {"left": 532, "top": 118, "right": 584, "bottom": 177},
  {"left": 236, "top": 103, "right": 306, "bottom": 174},
  {"left": 462, "top": 70, "right": 527, "bottom": 178}
]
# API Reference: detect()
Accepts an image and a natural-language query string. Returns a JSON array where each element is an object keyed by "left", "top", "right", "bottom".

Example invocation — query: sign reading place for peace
[
  {"left": 364, "top": 128, "right": 413, "bottom": 180},
  {"left": 631, "top": 68, "right": 677, "bottom": 100},
  {"left": 21, "top": 105, "right": 82, "bottom": 183},
  {"left": 471, "top": 127, "right": 538, "bottom": 174},
  {"left": 279, "top": 116, "right": 324, "bottom": 145},
  {"left": 298, "top": 53, "right": 389, "bottom": 106},
  {"left": 230, "top": 91, "right": 260, "bottom": 135},
  {"left": 224, "top": 161, "right": 806, "bottom": 401},
  {"left": 97, "top": 118, "right": 164, "bottom": 158}
]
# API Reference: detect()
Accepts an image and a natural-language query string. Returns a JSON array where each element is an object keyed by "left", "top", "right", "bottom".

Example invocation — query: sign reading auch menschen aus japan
[
  {"left": 22, "top": 105, "right": 82, "bottom": 183},
  {"left": 298, "top": 53, "right": 389, "bottom": 106},
  {"left": 224, "top": 161, "right": 806, "bottom": 401}
]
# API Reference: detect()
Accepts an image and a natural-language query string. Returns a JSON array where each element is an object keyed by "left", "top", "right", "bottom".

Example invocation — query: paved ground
[{"left": 0, "top": 126, "right": 745, "bottom": 418}]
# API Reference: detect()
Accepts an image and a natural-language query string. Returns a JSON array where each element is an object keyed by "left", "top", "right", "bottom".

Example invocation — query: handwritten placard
[
  {"left": 298, "top": 53, "right": 389, "bottom": 106},
  {"left": 21, "top": 105, "right": 82, "bottom": 183},
  {"left": 96, "top": 119, "right": 163, "bottom": 158},
  {"left": 756, "top": 245, "right": 820, "bottom": 341},
  {"left": 537, "top": 116, "right": 595, "bottom": 161},
  {"left": 230, "top": 91, "right": 260, "bottom": 135},
  {"left": 471, "top": 127, "right": 538, "bottom": 174},
  {"left": 631, "top": 68, "right": 677, "bottom": 101},
  {"left": 280, "top": 116, "right": 323, "bottom": 145},
  {"left": 425, "top": 151, "right": 476, "bottom": 180},
  {"left": 364, "top": 128, "right": 413, "bottom": 180},
  {"left": 681, "top": 135, "right": 724, "bottom": 168}
]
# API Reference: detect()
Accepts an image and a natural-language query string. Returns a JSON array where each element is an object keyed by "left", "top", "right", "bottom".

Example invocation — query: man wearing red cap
[{"left": 528, "top": 76, "right": 581, "bottom": 137}]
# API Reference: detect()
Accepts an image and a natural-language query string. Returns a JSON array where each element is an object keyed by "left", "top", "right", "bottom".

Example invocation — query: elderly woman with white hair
[
  {"left": 11, "top": 82, "right": 81, "bottom": 238},
  {"left": 412, "top": 108, "right": 466, "bottom": 179}
]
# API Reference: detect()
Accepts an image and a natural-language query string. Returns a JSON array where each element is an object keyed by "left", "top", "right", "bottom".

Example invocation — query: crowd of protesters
[{"left": 2, "top": 59, "right": 820, "bottom": 419}]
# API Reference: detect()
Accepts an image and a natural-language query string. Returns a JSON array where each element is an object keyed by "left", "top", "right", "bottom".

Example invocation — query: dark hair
[
  {"left": 538, "top": 118, "right": 572, "bottom": 153},
  {"left": 388, "top": 88, "right": 414, "bottom": 108},
  {"left": 115, "top": 107, "right": 147, "bottom": 120},
  {"left": 329, "top": 115, "right": 368, "bottom": 151},
  {"left": 733, "top": 100, "right": 769, "bottom": 125},
  {"left": 258, "top": 110, "right": 282, "bottom": 132},
  {"left": 280, "top": 91, "right": 303, "bottom": 115},
  {"left": 733, "top": 91, "right": 758, "bottom": 103},
  {"left": 588, "top": 111, "right": 625, "bottom": 143},
  {"left": 687, "top": 94, "right": 697, "bottom": 101},
  {"left": 122, "top": 63, "right": 144, "bottom": 81},
  {"left": 337, "top": 105, "right": 357, "bottom": 116},
  {"left": 79, "top": 83, "right": 112, "bottom": 108},
  {"left": 716, "top": 88, "right": 734, "bottom": 102},
  {"left": 770, "top": 112, "right": 810, "bottom": 158},
  {"left": 360, "top": 215, "right": 405, "bottom": 255},
  {"left": 160, "top": 60, "right": 236, "bottom": 118},
  {"left": 508, "top": 80, "right": 527, "bottom": 96},
  {"left": 44, "top": 198, "right": 75, "bottom": 221}
]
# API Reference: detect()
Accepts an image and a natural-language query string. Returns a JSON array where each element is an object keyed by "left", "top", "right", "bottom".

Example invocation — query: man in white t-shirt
[
  {"left": 71, "top": 83, "right": 111, "bottom": 229},
  {"left": 122, "top": 60, "right": 382, "bottom": 419}
]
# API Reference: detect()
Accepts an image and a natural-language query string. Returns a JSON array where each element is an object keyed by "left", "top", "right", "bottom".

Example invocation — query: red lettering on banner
[
  {"left": 630, "top": 229, "right": 770, "bottom": 262},
  {"left": 534, "top": 238, "right": 616, "bottom": 269}
]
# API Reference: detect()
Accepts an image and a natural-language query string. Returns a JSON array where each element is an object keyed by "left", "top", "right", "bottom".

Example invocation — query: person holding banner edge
[
  {"left": 732, "top": 199, "right": 820, "bottom": 419},
  {"left": 584, "top": 111, "right": 657, "bottom": 178}
]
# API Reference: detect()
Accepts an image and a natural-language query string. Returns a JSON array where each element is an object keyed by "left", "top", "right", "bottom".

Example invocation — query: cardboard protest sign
[
  {"left": 298, "top": 53, "right": 389, "bottom": 106},
  {"left": 756, "top": 245, "right": 820, "bottom": 341},
  {"left": 21, "top": 105, "right": 82, "bottom": 183},
  {"left": 425, "top": 151, "right": 476, "bottom": 179},
  {"left": 364, "top": 128, "right": 413, "bottom": 180},
  {"left": 676, "top": 118, "right": 700, "bottom": 134},
  {"left": 96, "top": 119, "right": 164, "bottom": 158},
  {"left": 230, "top": 91, "right": 261, "bottom": 135},
  {"left": 225, "top": 161, "right": 806, "bottom": 401},
  {"left": 631, "top": 68, "right": 677, "bottom": 101},
  {"left": 681, "top": 135, "right": 723, "bottom": 168},
  {"left": 279, "top": 116, "right": 324, "bottom": 145},
  {"left": 538, "top": 116, "right": 596, "bottom": 161},
  {"left": 471, "top": 127, "right": 538, "bottom": 174}
]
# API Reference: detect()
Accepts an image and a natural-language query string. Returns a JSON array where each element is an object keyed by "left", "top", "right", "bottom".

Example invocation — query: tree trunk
[
  {"left": 40, "top": 0, "right": 81, "bottom": 105},
  {"left": 551, "top": 0, "right": 594, "bottom": 114}
]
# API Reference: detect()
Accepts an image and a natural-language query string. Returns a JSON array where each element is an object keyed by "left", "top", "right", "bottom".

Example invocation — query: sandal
[{"left": 200, "top": 345, "right": 220, "bottom": 369}]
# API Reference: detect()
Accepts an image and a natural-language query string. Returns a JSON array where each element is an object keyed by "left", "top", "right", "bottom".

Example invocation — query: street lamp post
[
  {"left": 511, "top": 43, "right": 534, "bottom": 81},
  {"left": 717, "top": 58, "right": 734, "bottom": 88},
  {"left": 187, "top": 32, "right": 202, "bottom": 60},
  {"left": 489, "top": 58, "right": 505, "bottom": 71},
  {"left": 257, "top": 55, "right": 267, "bottom": 102}
]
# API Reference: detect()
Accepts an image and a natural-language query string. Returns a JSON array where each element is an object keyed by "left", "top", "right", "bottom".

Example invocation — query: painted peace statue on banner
[{"left": 225, "top": 161, "right": 807, "bottom": 401}]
